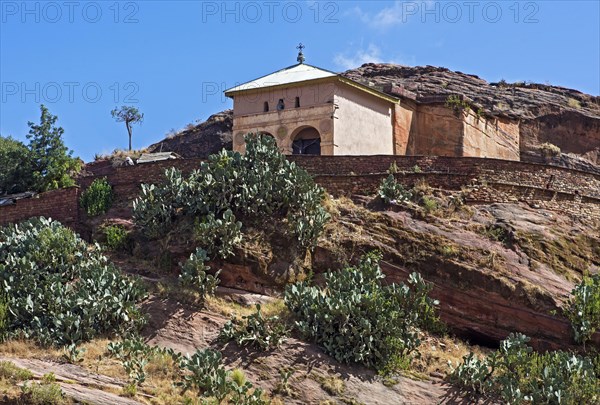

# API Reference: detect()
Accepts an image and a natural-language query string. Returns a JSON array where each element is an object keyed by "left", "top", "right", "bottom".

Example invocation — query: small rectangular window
[
  {"left": 295, "top": 97, "right": 300, "bottom": 108},
  {"left": 263, "top": 102, "right": 269, "bottom": 112}
]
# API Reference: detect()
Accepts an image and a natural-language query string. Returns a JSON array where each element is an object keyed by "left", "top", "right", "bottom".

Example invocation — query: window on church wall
[
  {"left": 277, "top": 99, "right": 285, "bottom": 111},
  {"left": 263, "top": 102, "right": 269, "bottom": 112},
  {"left": 295, "top": 97, "right": 300, "bottom": 108}
]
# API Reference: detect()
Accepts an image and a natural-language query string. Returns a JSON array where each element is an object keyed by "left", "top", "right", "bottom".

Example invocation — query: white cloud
[
  {"left": 350, "top": 1, "right": 405, "bottom": 29},
  {"left": 334, "top": 44, "right": 399, "bottom": 70},
  {"left": 350, "top": 0, "right": 436, "bottom": 29}
]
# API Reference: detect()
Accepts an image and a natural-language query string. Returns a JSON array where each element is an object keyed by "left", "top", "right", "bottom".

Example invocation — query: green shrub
[
  {"left": 107, "top": 339, "right": 267, "bottom": 403},
  {"left": 121, "top": 382, "right": 137, "bottom": 397},
  {"left": 420, "top": 195, "right": 439, "bottom": 214},
  {"left": 0, "top": 361, "right": 33, "bottom": 381},
  {"left": 107, "top": 338, "right": 184, "bottom": 387},
  {"left": 62, "top": 343, "right": 85, "bottom": 364},
  {"left": 20, "top": 382, "right": 67, "bottom": 405},
  {"left": 378, "top": 174, "right": 412, "bottom": 204},
  {"left": 450, "top": 333, "right": 600, "bottom": 404},
  {"left": 219, "top": 304, "right": 288, "bottom": 350},
  {"left": 284, "top": 252, "right": 441, "bottom": 369},
  {"left": 102, "top": 224, "right": 130, "bottom": 251},
  {"left": 194, "top": 210, "right": 242, "bottom": 259},
  {"left": 0, "top": 136, "right": 33, "bottom": 195},
  {"left": 482, "top": 224, "right": 510, "bottom": 245},
  {"left": 0, "top": 293, "right": 8, "bottom": 338},
  {"left": 0, "top": 217, "right": 146, "bottom": 346},
  {"left": 177, "top": 348, "right": 267, "bottom": 404},
  {"left": 178, "top": 248, "right": 220, "bottom": 306},
  {"left": 41, "top": 373, "right": 56, "bottom": 384},
  {"left": 80, "top": 177, "right": 113, "bottom": 216},
  {"left": 565, "top": 274, "right": 600, "bottom": 345},
  {"left": 107, "top": 337, "right": 157, "bottom": 386},
  {"left": 445, "top": 95, "right": 470, "bottom": 113},
  {"left": 133, "top": 135, "right": 329, "bottom": 253}
]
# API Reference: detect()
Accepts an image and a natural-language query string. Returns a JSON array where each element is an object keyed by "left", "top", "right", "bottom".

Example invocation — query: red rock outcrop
[
  {"left": 344, "top": 63, "right": 600, "bottom": 164},
  {"left": 147, "top": 110, "right": 233, "bottom": 158}
]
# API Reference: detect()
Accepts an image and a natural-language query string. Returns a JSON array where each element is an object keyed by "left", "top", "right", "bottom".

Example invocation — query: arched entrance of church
[{"left": 291, "top": 126, "right": 321, "bottom": 155}]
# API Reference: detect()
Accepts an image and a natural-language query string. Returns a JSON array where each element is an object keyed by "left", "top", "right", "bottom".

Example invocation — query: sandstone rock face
[
  {"left": 321, "top": 200, "right": 600, "bottom": 351},
  {"left": 344, "top": 63, "right": 600, "bottom": 163},
  {"left": 147, "top": 110, "right": 233, "bottom": 158},
  {"left": 210, "top": 197, "right": 599, "bottom": 351}
]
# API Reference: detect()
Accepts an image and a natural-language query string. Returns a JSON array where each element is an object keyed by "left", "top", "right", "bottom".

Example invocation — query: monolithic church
[{"left": 225, "top": 45, "right": 520, "bottom": 160}]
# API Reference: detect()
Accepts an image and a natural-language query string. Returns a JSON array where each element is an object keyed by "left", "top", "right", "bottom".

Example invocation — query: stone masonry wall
[
  {"left": 1, "top": 156, "right": 599, "bottom": 228},
  {"left": 0, "top": 187, "right": 80, "bottom": 229}
]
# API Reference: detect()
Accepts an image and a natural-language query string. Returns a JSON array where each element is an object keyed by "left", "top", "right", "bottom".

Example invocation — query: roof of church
[
  {"left": 224, "top": 62, "right": 399, "bottom": 104},
  {"left": 224, "top": 63, "right": 337, "bottom": 95}
]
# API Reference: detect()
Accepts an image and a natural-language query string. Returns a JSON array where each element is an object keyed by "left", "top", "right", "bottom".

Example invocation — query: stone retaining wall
[{"left": 2, "top": 156, "right": 599, "bottom": 228}]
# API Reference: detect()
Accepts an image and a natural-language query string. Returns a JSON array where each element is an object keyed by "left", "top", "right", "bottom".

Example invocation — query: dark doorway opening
[{"left": 292, "top": 138, "right": 321, "bottom": 155}]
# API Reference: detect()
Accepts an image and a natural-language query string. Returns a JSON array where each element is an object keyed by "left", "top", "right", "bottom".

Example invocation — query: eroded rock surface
[
  {"left": 208, "top": 198, "right": 599, "bottom": 351},
  {"left": 0, "top": 356, "right": 143, "bottom": 405},
  {"left": 141, "top": 295, "right": 483, "bottom": 405},
  {"left": 147, "top": 110, "right": 233, "bottom": 158}
]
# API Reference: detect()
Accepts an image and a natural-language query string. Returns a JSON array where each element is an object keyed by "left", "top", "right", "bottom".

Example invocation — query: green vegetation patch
[
  {"left": 565, "top": 273, "right": 600, "bottom": 345},
  {"left": 0, "top": 217, "right": 146, "bottom": 346},
  {"left": 101, "top": 223, "right": 130, "bottom": 251},
  {"left": 133, "top": 134, "right": 330, "bottom": 258},
  {"left": 80, "top": 177, "right": 113, "bottom": 217},
  {"left": 219, "top": 303, "right": 288, "bottom": 351},
  {"left": 450, "top": 333, "right": 599, "bottom": 404},
  {"left": 515, "top": 231, "right": 600, "bottom": 281},
  {"left": 284, "top": 252, "right": 442, "bottom": 370},
  {"left": 0, "top": 361, "right": 33, "bottom": 382},
  {"left": 0, "top": 105, "right": 80, "bottom": 195}
]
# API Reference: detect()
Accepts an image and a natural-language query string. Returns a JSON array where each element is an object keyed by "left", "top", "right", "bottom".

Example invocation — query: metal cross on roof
[{"left": 296, "top": 43, "right": 305, "bottom": 64}]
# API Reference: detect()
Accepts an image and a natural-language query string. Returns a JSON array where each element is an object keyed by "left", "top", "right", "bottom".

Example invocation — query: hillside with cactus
[{"left": 1, "top": 135, "right": 599, "bottom": 404}]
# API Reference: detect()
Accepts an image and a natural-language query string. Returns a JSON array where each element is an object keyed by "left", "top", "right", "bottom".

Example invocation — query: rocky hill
[
  {"left": 146, "top": 110, "right": 233, "bottom": 158},
  {"left": 344, "top": 63, "right": 600, "bottom": 163},
  {"left": 148, "top": 64, "right": 600, "bottom": 165}
]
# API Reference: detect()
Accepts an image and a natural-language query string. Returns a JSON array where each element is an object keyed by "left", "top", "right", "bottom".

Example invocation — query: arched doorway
[{"left": 291, "top": 126, "right": 321, "bottom": 155}]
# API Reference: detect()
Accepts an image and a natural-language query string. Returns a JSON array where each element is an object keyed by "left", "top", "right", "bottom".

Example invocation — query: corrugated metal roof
[
  {"left": 0, "top": 191, "right": 36, "bottom": 206},
  {"left": 224, "top": 63, "right": 337, "bottom": 95},
  {"left": 136, "top": 152, "right": 180, "bottom": 164}
]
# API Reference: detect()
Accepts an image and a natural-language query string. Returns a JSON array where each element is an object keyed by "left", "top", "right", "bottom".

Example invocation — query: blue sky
[{"left": 1, "top": 0, "right": 599, "bottom": 162}]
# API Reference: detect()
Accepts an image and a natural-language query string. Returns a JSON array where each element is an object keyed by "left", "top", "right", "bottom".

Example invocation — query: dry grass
[
  {"left": 321, "top": 193, "right": 341, "bottom": 218},
  {"left": 539, "top": 142, "right": 561, "bottom": 158},
  {"left": 94, "top": 148, "right": 149, "bottom": 162},
  {"left": 205, "top": 295, "right": 287, "bottom": 319},
  {"left": 0, "top": 339, "right": 62, "bottom": 360},
  {"left": 319, "top": 375, "right": 346, "bottom": 396},
  {"left": 77, "top": 338, "right": 202, "bottom": 404},
  {"left": 412, "top": 333, "right": 490, "bottom": 377},
  {"left": 567, "top": 98, "right": 582, "bottom": 109},
  {"left": 78, "top": 339, "right": 128, "bottom": 380},
  {"left": 0, "top": 376, "right": 22, "bottom": 398}
]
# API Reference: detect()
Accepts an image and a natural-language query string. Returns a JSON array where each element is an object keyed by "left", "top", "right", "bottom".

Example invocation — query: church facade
[{"left": 224, "top": 48, "right": 520, "bottom": 160}]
